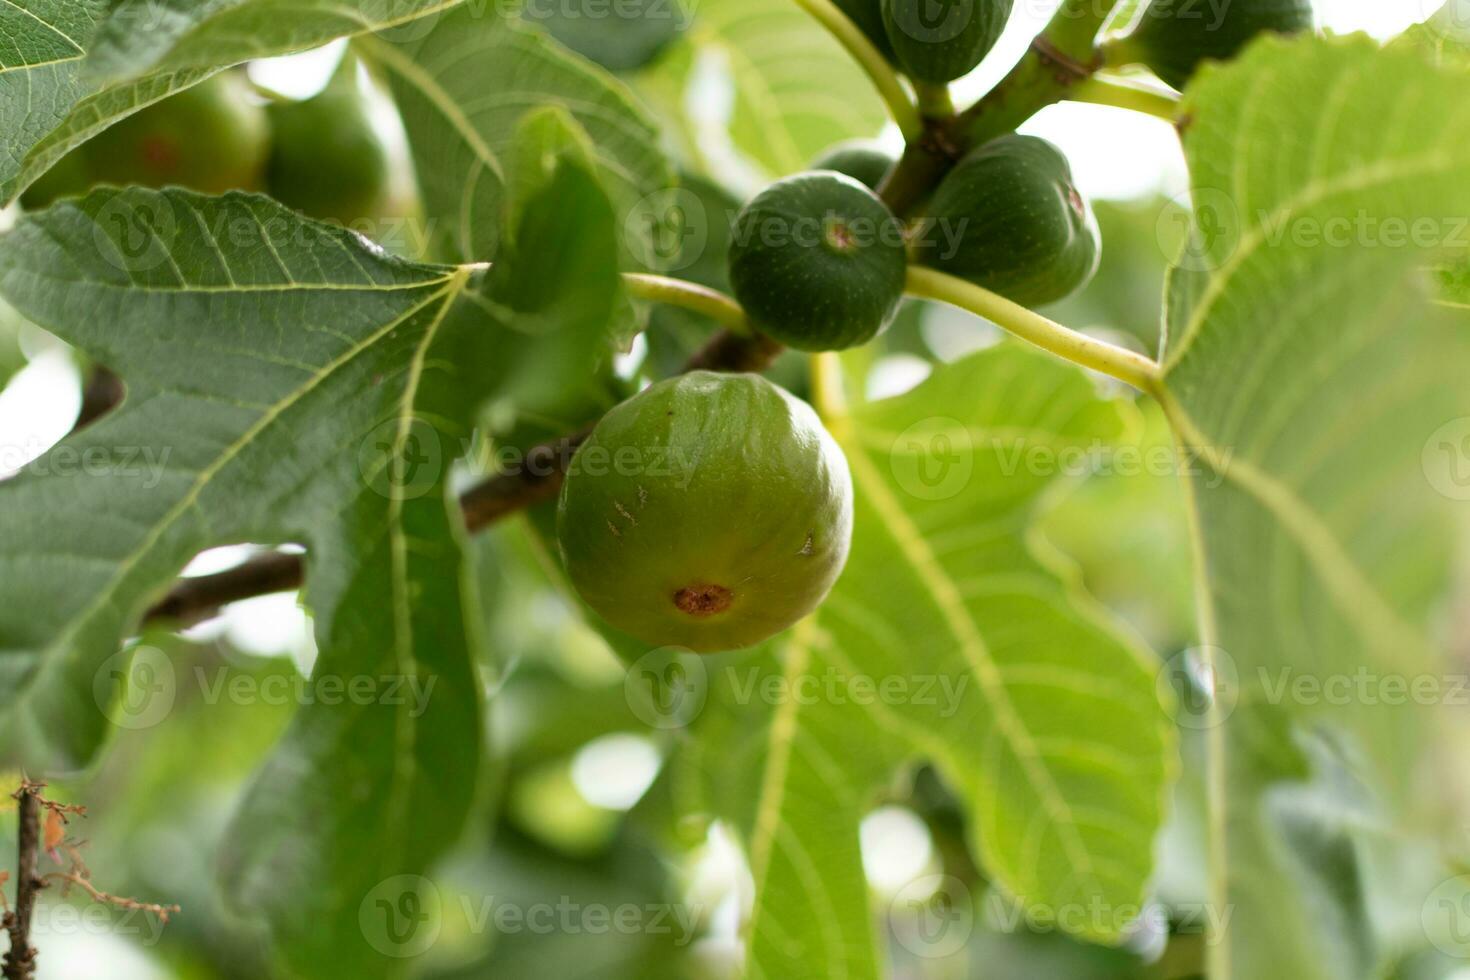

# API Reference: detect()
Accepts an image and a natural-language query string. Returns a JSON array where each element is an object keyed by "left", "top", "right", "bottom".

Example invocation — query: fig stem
[
  {"left": 790, "top": 0, "right": 923, "bottom": 140},
  {"left": 622, "top": 272, "right": 753, "bottom": 336},
  {"left": 905, "top": 266, "right": 1161, "bottom": 394},
  {"left": 1067, "top": 75, "right": 1181, "bottom": 122}
]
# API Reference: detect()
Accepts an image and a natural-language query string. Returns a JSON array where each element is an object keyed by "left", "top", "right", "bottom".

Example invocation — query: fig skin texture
[
  {"left": 557, "top": 372, "right": 854, "bottom": 653},
  {"left": 1118, "top": 0, "right": 1314, "bottom": 90},
  {"left": 881, "top": 0, "right": 1014, "bottom": 84},
  {"left": 833, "top": 0, "right": 897, "bottom": 60},
  {"left": 22, "top": 73, "right": 269, "bottom": 210},
  {"left": 812, "top": 139, "right": 898, "bottom": 191},
  {"left": 728, "top": 171, "right": 908, "bottom": 352},
  {"left": 912, "top": 134, "right": 1100, "bottom": 308}
]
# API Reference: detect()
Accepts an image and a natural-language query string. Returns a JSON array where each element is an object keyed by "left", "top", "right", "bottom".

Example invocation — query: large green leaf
[
  {"left": 1157, "top": 35, "right": 1470, "bottom": 979},
  {"left": 678, "top": 346, "right": 1175, "bottom": 978},
  {"left": 84, "top": 0, "right": 456, "bottom": 81},
  {"left": 0, "top": 173, "right": 620, "bottom": 972},
  {"left": 0, "top": 0, "right": 452, "bottom": 207},
  {"left": 362, "top": 5, "right": 672, "bottom": 264}
]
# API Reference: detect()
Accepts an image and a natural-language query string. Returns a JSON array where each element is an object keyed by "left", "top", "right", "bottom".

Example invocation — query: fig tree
[
  {"left": 881, "top": 0, "right": 1013, "bottom": 83},
  {"left": 264, "top": 63, "right": 392, "bottom": 224},
  {"left": 912, "top": 134, "right": 1100, "bottom": 307},
  {"left": 1111, "top": 0, "right": 1314, "bottom": 90},
  {"left": 812, "top": 139, "right": 897, "bottom": 191},
  {"left": 728, "top": 171, "right": 907, "bottom": 351},
  {"left": 22, "top": 72, "right": 269, "bottom": 209},
  {"left": 557, "top": 371, "right": 854, "bottom": 653}
]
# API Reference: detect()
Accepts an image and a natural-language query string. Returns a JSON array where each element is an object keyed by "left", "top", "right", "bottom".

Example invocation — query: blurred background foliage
[{"left": 0, "top": 1, "right": 1454, "bottom": 977}]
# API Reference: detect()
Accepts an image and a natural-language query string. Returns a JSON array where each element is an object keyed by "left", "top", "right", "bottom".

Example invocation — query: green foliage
[
  {"left": 263, "top": 61, "right": 392, "bottom": 225},
  {"left": 22, "top": 71, "right": 269, "bottom": 208},
  {"left": 729, "top": 171, "right": 907, "bottom": 350},
  {"left": 558, "top": 371, "right": 853, "bottom": 652},
  {"left": 1114, "top": 0, "right": 1314, "bottom": 89},
  {"left": 520, "top": 0, "right": 687, "bottom": 72},
  {"left": 881, "top": 0, "right": 1013, "bottom": 83},
  {"left": 833, "top": 0, "right": 895, "bottom": 59},
  {"left": 812, "top": 138, "right": 897, "bottom": 190},
  {"left": 914, "top": 134, "right": 1101, "bottom": 307}
]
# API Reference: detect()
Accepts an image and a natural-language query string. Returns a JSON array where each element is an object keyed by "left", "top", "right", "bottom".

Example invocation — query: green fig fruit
[
  {"left": 912, "top": 134, "right": 1100, "bottom": 307},
  {"left": 264, "top": 64, "right": 392, "bottom": 224},
  {"left": 22, "top": 72, "right": 269, "bottom": 209},
  {"left": 1113, "top": 0, "right": 1314, "bottom": 90},
  {"left": 881, "top": 0, "right": 1013, "bottom": 83},
  {"left": 834, "top": 0, "right": 897, "bottom": 60},
  {"left": 812, "top": 139, "right": 898, "bottom": 191},
  {"left": 557, "top": 371, "right": 854, "bottom": 653},
  {"left": 728, "top": 171, "right": 907, "bottom": 351}
]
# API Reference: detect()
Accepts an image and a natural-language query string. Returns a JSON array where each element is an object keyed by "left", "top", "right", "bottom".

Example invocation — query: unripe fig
[
  {"left": 912, "top": 134, "right": 1100, "bottom": 307},
  {"left": 557, "top": 372, "right": 854, "bottom": 653},
  {"left": 812, "top": 139, "right": 897, "bottom": 191},
  {"left": 1113, "top": 0, "right": 1314, "bottom": 90},
  {"left": 728, "top": 171, "right": 907, "bottom": 351},
  {"left": 22, "top": 72, "right": 269, "bottom": 209},
  {"left": 833, "top": 0, "right": 896, "bottom": 60},
  {"left": 881, "top": 0, "right": 1013, "bottom": 84},
  {"left": 264, "top": 64, "right": 392, "bottom": 224}
]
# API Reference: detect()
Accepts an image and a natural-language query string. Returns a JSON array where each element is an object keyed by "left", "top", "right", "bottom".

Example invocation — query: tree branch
[
  {"left": 142, "top": 327, "right": 784, "bottom": 627},
  {"left": 3, "top": 781, "right": 43, "bottom": 980}
]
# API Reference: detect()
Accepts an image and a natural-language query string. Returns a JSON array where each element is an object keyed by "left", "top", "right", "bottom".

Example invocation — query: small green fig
[
  {"left": 912, "top": 134, "right": 1100, "bottom": 307},
  {"left": 728, "top": 171, "right": 907, "bottom": 351},
  {"left": 1112, "top": 0, "right": 1314, "bottom": 90},
  {"left": 22, "top": 72, "right": 269, "bottom": 209},
  {"left": 557, "top": 372, "right": 854, "bottom": 653},
  {"left": 881, "top": 0, "right": 1013, "bottom": 84},
  {"left": 812, "top": 139, "right": 898, "bottom": 191},
  {"left": 264, "top": 62, "right": 392, "bottom": 224}
]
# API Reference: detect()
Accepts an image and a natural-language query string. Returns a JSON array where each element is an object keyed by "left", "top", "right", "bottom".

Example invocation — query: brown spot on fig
[
  {"left": 799, "top": 533, "right": 815, "bottom": 556},
  {"left": 674, "top": 584, "right": 733, "bottom": 617},
  {"left": 614, "top": 501, "right": 637, "bottom": 525}
]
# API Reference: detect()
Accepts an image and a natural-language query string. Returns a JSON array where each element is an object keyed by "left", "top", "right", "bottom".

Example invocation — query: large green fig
[
  {"left": 881, "top": 0, "right": 1013, "bottom": 83},
  {"left": 264, "top": 63, "right": 392, "bottom": 224},
  {"left": 812, "top": 139, "right": 897, "bottom": 191},
  {"left": 833, "top": 0, "right": 896, "bottom": 60},
  {"left": 912, "top": 134, "right": 1100, "bottom": 307},
  {"left": 21, "top": 72, "right": 269, "bottom": 209},
  {"left": 1112, "top": 0, "right": 1314, "bottom": 90},
  {"left": 557, "top": 372, "right": 854, "bottom": 653},
  {"left": 728, "top": 171, "right": 907, "bottom": 351}
]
